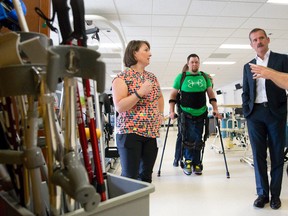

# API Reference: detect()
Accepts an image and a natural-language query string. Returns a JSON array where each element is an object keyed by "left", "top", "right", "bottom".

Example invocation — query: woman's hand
[{"left": 138, "top": 80, "right": 152, "bottom": 97}]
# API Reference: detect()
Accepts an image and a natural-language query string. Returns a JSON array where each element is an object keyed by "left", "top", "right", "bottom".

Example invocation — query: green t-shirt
[{"left": 173, "top": 71, "right": 212, "bottom": 116}]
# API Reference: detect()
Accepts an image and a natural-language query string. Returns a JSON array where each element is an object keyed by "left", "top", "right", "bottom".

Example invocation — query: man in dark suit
[{"left": 242, "top": 28, "right": 288, "bottom": 210}]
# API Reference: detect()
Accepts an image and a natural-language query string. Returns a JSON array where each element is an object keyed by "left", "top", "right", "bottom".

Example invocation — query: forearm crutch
[
  {"left": 157, "top": 117, "right": 171, "bottom": 177},
  {"left": 0, "top": 64, "right": 49, "bottom": 215},
  {"left": 39, "top": 71, "right": 65, "bottom": 215},
  {"left": 51, "top": 0, "right": 107, "bottom": 202},
  {"left": 215, "top": 117, "right": 230, "bottom": 178},
  {"left": 46, "top": 45, "right": 105, "bottom": 211}
]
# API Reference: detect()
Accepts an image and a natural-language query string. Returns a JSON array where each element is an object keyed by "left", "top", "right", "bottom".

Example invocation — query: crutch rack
[
  {"left": 0, "top": 31, "right": 107, "bottom": 215},
  {"left": 0, "top": 63, "right": 48, "bottom": 215}
]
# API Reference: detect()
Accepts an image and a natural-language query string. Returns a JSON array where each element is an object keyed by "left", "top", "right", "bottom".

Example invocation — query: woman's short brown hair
[{"left": 123, "top": 40, "right": 150, "bottom": 67}]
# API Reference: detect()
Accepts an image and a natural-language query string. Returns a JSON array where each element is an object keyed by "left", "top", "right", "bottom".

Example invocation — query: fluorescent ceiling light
[
  {"left": 110, "top": 74, "right": 117, "bottom": 78},
  {"left": 203, "top": 61, "right": 235, "bottom": 65},
  {"left": 210, "top": 74, "right": 216, "bottom": 77},
  {"left": 267, "top": 0, "right": 288, "bottom": 4},
  {"left": 220, "top": 44, "right": 251, "bottom": 49}
]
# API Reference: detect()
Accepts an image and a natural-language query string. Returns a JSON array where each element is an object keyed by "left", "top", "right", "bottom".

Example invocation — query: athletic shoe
[
  {"left": 193, "top": 165, "right": 202, "bottom": 175},
  {"left": 183, "top": 160, "right": 192, "bottom": 175}
]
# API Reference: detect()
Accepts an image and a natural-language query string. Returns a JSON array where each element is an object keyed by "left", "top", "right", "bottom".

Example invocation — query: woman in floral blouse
[{"left": 112, "top": 40, "right": 164, "bottom": 183}]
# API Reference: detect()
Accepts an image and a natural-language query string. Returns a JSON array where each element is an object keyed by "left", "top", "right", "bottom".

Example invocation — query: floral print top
[{"left": 115, "top": 67, "right": 162, "bottom": 138}]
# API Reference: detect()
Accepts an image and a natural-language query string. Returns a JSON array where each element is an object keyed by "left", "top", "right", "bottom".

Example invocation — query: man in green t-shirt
[{"left": 169, "top": 53, "right": 220, "bottom": 176}]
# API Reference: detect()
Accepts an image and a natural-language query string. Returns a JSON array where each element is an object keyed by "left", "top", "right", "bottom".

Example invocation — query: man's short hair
[
  {"left": 186, "top": 53, "right": 200, "bottom": 63},
  {"left": 249, "top": 28, "right": 268, "bottom": 41}
]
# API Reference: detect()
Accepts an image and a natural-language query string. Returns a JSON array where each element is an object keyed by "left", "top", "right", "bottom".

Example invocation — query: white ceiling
[{"left": 80, "top": 0, "right": 288, "bottom": 91}]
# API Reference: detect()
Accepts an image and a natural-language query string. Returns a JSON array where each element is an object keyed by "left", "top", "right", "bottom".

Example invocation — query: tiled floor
[{"left": 114, "top": 128, "right": 288, "bottom": 216}]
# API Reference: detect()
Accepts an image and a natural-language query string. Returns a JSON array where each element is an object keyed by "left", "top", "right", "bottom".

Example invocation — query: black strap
[
  {"left": 177, "top": 72, "right": 186, "bottom": 105},
  {"left": 201, "top": 71, "right": 210, "bottom": 86},
  {"left": 179, "top": 71, "right": 186, "bottom": 91},
  {"left": 34, "top": 6, "right": 58, "bottom": 34},
  {"left": 169, "top": 99, "right": 177, "bottom": 104}
]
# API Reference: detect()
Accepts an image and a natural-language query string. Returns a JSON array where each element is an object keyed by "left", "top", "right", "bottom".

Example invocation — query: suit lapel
[
  {"left": 266, "top": 51, "right": 275, "bottom": 91},
  {"left": 250, "top": 59, "right": 256, "bottom": 93},
  {"left": 267, "top": 51, "right": 275, "bottom": 68}
]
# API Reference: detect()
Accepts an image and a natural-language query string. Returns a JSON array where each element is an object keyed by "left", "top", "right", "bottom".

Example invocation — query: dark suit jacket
[{"left": 242, "top": 51, "right": 288, "bottom": 120}]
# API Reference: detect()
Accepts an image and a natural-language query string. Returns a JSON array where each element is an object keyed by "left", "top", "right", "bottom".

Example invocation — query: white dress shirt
[{"left": 254, "top": 50, "right": 270, "bottom": 103}]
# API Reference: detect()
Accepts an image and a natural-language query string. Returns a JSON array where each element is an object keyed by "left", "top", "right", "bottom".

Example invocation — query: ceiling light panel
[{"left": 267, "top": 0, "right": 288, "bottom": 5}]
